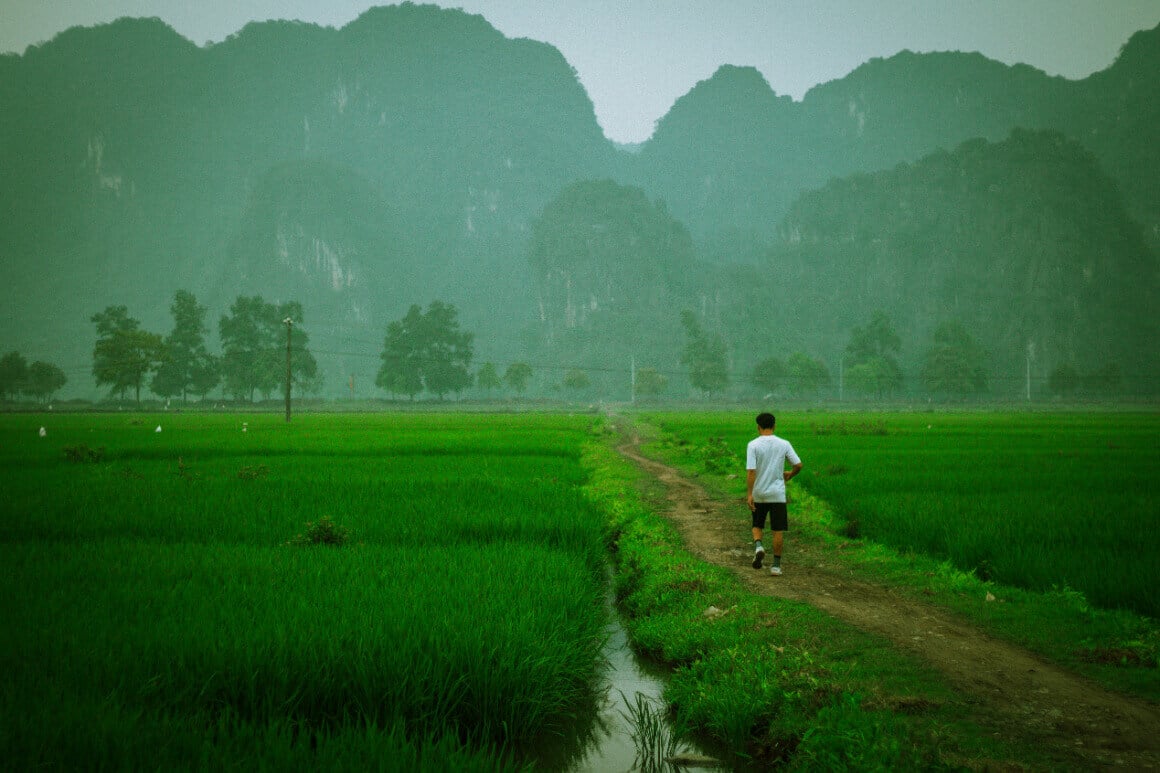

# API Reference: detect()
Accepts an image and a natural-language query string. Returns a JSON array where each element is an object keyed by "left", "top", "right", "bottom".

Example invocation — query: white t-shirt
[{"left": 746, "top": 434, "right": 801, "bottom": 503}]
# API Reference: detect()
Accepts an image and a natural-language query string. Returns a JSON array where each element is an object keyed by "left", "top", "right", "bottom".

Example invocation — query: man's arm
[
  {"left": 746, "top": 469, "right": 757, "bottom": 511},
  {"left": 783, "top": 461, "right": 803, "bottom": 482}
]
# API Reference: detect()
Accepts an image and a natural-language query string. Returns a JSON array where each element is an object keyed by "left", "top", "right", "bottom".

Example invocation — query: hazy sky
[{"left": 2, "top": 1, "right": 1158, "bottom": 143}]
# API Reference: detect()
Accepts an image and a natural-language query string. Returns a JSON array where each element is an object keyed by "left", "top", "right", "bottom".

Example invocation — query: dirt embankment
[{"left": 618, "top": 439, "right": 1160, "bottom": 770}]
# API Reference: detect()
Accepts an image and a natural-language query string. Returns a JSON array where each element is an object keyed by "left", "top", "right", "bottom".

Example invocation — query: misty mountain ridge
[
  {"left": 1, "top": 4, "right": 1156, "bottom": 399},
  {"left": 638, "top": 37, "right": 1158, "bottom": 256},
  {"left": 759, "top": 129, "right": 1156, "bottom": 386}
]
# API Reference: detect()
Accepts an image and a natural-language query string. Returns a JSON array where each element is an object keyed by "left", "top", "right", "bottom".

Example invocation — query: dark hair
[{"left": 756, "top": 412, "right": 775, "bottom": 429}]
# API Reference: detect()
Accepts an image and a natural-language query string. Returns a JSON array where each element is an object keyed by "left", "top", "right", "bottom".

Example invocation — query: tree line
[
  {"left": 89, "top": 292, "right": 319, "bottom": 404},
  {"left": 0, "top": 352, "right": 67, "bottom": 403},
  {"left": 680, "top": 308, "right": 1121, "bottom": 401},
  {"left": 83, "top": 291, "right": 544, "bottom": 405},
  {"left": 8, "top": 290, "right": 1116, "bottom": 405}
]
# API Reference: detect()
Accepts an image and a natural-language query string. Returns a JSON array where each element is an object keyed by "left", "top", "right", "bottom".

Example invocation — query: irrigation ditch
[{"left": 560, "top": 576, "right": 722, "bottom": 772}]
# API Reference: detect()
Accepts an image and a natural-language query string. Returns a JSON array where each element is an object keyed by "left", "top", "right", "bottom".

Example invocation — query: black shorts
[{"left": 752, "top": 502, "right": 788, "bottom": 531}]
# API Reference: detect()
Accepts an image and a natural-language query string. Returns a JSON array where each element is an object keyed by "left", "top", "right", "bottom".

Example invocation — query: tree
[
  {"left": 846, "top": 357, "right": 900, "bottom": 399},
  {"left": 1048, "top": 362, "right": 1081, "bottom": 398},
  {"left": 504, "top": 362, "right": 533, "bottom": 395},
  {"left": 152, "top": 290, "right": 219, "bottom": 403},
  {"left": 377, "top": 305, "right": 425, "bottom": 399},
  {"left": 680, "top": 310, "right": 729, "bottom": 396},
  {"left": 846, "top": 311, "right": 901, "bottom": 363},
  {"left": 920, "top": 321, "right": 987, "bottom": 396},
  {"left": 0, "top": 351, "right": 28, "bottom": 400},
  {"left": 845, "top": 311, "right": 903, "bottom": 397},
  {"left": 634, "top": 367, "right": 667, "bottom": 398},
  {"left": 476, "top": 362, "right": 502, "bottom": 395},
  {"left": 220, "top": 296, "right": 317, "bottom": 402},
  {"left": 562, "top": 368, "right": 590, "bottom": 393},
  {"left": 24, "top": 361, "right": 67, "bottom": 403},
  {"left": 785, "top": 352, "right": 830, "bottom": 397},
  {"left": 376, "top": 301, "right": 474, "bottom": 400},
  {"left": 750, "top": 356, "right": 785, "bottom": 396},
  {"left": 1082, "top": 363, "right": 1122, "bottom": 395},
  {"left": 91, "top": 305, "right": 163, "bottom": 404},
  {"left": 419, "top": 301, "right": 474, "bottom": 399},
  {"left": 220, "top": 296, "right": 281, "bottom": 401}
]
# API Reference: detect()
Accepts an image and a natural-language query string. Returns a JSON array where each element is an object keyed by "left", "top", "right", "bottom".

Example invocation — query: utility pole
[
  {"left": 1025, "top": 356, "right": 1032, "bottom": 402},
  {"left": 284, "top": 317, "right": 293, "bottom": 422},
  {"left": 1025, "top": 340, "right": 1035, "bottom": 403},
  {"left": 630, "top": 355, "right": 636, "bottom": 404}
]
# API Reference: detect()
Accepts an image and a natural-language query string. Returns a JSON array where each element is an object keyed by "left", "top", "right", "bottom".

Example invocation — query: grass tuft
[
  {"left": 237, "top": 464, "right": 269, "bottom": 480},
  {"left": 617, "top": 691, "right": 683, "bottom": 772},
  {"left": 63, "top": 444, "right": 105, "bottom": 463},
  {"left": 286, "top": 515, "right": 351, "bottom": 547}
]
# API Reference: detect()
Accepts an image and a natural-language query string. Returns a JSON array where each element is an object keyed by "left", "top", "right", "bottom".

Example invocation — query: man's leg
[
  {"left": 752, "top": 517, "right": 765, "bottom": 569},
  {"left": 770, "top": 502, "right": 788, "bottom": 575}
]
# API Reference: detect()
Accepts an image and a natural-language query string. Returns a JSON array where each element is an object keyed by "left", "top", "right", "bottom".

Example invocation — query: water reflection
[
  {"left": 568, "top": 609, "right": 670, "bottom": 771},
  {"left": 562, "top": 577, "right": 720, "bottom": 772}
]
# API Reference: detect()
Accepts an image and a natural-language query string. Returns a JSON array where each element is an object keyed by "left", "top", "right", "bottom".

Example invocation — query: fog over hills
[{"left": 1, "top": 4, "right": 1156, "bottom": 400}]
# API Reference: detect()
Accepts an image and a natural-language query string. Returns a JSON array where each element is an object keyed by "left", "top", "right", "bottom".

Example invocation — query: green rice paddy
[
  {"left": 1, "top": 413, "right": 609, "bottom": 770},
  {"left": 645, "top": 411, "right": 1160, "bottom": 619},
  {"left": 3, "top": 409, "right": 1158, "bottom": 768}
]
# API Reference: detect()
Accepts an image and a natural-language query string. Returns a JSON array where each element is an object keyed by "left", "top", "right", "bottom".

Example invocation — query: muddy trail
[{"left": 617, "top": 439, "right": 1160, "bottom": 770}]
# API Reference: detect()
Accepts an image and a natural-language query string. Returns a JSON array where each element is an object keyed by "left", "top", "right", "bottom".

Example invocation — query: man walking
[{"left": 746, "top": 412, "right": 802, "bottom": 575}]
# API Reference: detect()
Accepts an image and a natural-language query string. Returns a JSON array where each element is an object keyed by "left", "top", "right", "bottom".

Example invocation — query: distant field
[
  {"left": 0, "top": 413, "right": 608, "bottom": 769},
  {"left": 646, "top": 411, "right": 1160, "bottom": 618}
]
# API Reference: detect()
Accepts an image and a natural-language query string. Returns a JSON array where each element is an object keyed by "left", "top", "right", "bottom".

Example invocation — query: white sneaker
[
  {"left": 752, "top": 548, "right": 765, "bottom": 569},
  {"left": 770, "top": 566, "right": 782, "bottom": 576}
]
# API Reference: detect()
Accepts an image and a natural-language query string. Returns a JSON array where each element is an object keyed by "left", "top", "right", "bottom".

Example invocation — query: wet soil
[{"left": 618, "top": 438, "right": 1160, "bottom": 770}]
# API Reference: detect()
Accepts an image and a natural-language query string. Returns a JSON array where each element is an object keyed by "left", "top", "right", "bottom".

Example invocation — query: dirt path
[{"left": 617, "top": 439, "right": 1160, "bottom": 770}]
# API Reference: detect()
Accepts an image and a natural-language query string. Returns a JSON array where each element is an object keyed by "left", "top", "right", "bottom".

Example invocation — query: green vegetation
[
  {"left": 219, "top": 295, "right": 318, "bottom": 402},
  {"left": 642, "top": 410, "right": 1160, "bottom": 699},
  {"left": 376, "top": 301, "right": 474, "bottom": 400},
  {"left": 5, "top": 408, "right": 1157, "bottom": 768},
  {"left": 0, "top": 413, "right": 611, "bottom": 769},
  {"left": 784, "top": 352, "right": 832, "bottom": 398},
  {"left": 680, "top": 309, "right": 730, "bottom": 397},
  {"left": 0, "top": 351, "right": 67, "bottom": 402},
  {"left": 475, "top": 362, "right": 503, "bottom": 395},
  {"left": 920, "top": 321, "right": 989, "bottom": 396},
  {"left": 503, "top": 362, "right": 533, "bottom": 395},
  {"left": 152, "top": 290, "right": 220, "bottom": 403},
  {"left": 90, "top": 304, "right": 164, "bottom": 404},
  {"left": 584, "top": 425, "right": 1033, "bottom": 769},
  {"left": 843, "top": 311, "right": 904, "bottom": 398},
  {"left": 634, "top": 366, "right": 668, "bottom": 398}
]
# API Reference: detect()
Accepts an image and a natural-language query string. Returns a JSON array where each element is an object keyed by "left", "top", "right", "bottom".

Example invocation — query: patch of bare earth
[{"left": 618, "top": 440, "right": 1160, "bottom": 770}]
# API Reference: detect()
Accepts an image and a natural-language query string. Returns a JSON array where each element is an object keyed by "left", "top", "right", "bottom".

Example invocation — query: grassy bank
[
  {"left": 639, "top": 411, "right": 1160, "bottom": 701},
  {"left": 581, "top": 424, "right": 1038, "bottom": 769}
]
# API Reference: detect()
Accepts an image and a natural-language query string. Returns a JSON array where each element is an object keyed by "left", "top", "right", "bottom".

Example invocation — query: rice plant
[
  {"left": 647, "top": 411, "right": 1160, "bottom": 618},
  {"left": 618, "top": 691, "right": 683, "bottom": 772},
  {"left": 0, "top": 412, "right": 612, "bottom": 769}
]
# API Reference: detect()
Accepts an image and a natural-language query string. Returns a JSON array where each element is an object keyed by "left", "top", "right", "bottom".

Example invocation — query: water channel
[{"left": 557, "top": 576, "right": 722, "bottom": 772}]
